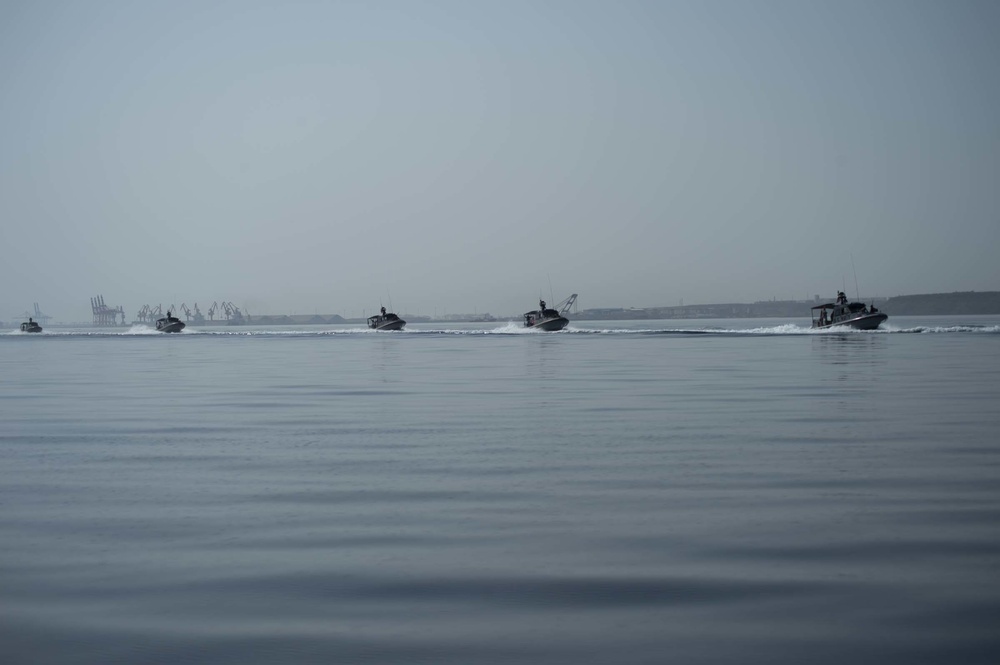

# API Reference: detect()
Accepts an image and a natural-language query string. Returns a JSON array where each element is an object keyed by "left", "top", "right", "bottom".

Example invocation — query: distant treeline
[
  {"left": 576, "top": 291, "right": 1000, "bottom": 320},
  {"left": 880, "top": 291, "right": 1000, "bottom": 316}
]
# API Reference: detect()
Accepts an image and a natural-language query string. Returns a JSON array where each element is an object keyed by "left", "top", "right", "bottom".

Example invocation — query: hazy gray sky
[{"left": 3, "top": 0, "right": 998, "bottom": 321}]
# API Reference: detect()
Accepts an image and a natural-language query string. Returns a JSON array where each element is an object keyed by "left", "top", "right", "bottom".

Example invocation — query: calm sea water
[{"left": 2, "top": 316, "right": 999, "bottom": 664}]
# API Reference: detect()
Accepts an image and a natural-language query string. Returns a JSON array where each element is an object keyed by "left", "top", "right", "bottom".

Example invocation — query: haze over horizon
[{"left": 3, "top": 0, "right": 998, "bottom": 323}]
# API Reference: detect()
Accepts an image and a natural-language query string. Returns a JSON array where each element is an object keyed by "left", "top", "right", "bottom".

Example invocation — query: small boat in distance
[
  {"left": 812, "top": 291, "right": 887, "bottom": 330},
  {"left": 20, "top": 317, "right": 43, "bottom": 333},
  {"left": 368, "top": 307, "right": 405, "bottom": 331},
  {"left": 524, "top": 298, "right": 569, "bottom": 331},
  {"left": 155, "top": 311, "right": 186, "bottom": 333}
]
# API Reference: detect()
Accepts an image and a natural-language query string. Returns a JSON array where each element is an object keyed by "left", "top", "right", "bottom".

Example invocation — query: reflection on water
[
  {"left": 372, "top": 335, "right": 403, "bottom": 380},
  {"left": 528, "top": 335, "right": 561, "bottom": 382},
  {"left": 808, "top": 333, "right": 890, "bottom": 420},
  {"left": 812, "top": 331, "right": 887, "bottom": 366}
]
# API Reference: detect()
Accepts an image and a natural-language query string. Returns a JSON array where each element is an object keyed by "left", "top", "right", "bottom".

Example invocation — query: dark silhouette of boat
[
  {"left": 20, "top": 317, "right": 42, "bottom": 333},
  {"left": 524, "top": 299, "right": 569, "bottom": 331},
  {"left": 812, "top": 291, "right": 887, "bottom": 330},
  {"left": 155, "top": 311, "right": 186, "bottom": 333},
  {"left": 368, "top": 307, "right": 405, "bottom": 331}
]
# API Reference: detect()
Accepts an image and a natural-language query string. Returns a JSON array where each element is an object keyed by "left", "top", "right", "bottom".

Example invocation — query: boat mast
[{"left": 851, "top": 254, "right": 861, "bottom": 301}]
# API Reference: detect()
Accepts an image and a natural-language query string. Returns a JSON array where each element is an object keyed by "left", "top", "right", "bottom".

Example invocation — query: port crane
[
  {"left": 90, "top": 295, "right": 125, "bottom": 326},
  {"left": 133, "top": 299, "right": 241, "bottom": 325},
  {"left": 221, "top": 301, "right": 245, "bottom": 323},
  {"left": 179, "top": 303, "right": 205, "bottom": 324},
  {"left": 28, "top": 303, "right": 53, "bottom": 325},
  {"left": 555, "top": 293, "right": 578, "bottom": 315},
  {"left": 133, "top": 304, "right": 162, "bottom": 324}
]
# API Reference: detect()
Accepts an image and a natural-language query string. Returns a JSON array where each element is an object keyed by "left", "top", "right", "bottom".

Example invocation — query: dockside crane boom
[
  {"left": 556, "top": 293, "right": 578, "bottom": 315},
  {"left": 224, "top": 302, "right": 245, "bottom": 322},
  {"left": 31, "top": 303, "right": 52, "bottom": 323},
  {"left": 89, "top": 294, "right": 125, "bottom": 326}
]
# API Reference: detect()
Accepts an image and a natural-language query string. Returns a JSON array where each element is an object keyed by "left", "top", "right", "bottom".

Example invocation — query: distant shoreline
[
  {"left": 571, "top": 291, "right": 1000, "bottom": 321},
  {"left": 10, "top": 291, "right": 999, "bottom": 328}
]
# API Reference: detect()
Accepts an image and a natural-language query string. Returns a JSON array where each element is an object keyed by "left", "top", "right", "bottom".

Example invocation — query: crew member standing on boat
[
  {"left": 381, "top": 306, "right": 386, "bottom": 317},
  {"left": 539, "top": 300, "right": 546, "bottom": 312}
]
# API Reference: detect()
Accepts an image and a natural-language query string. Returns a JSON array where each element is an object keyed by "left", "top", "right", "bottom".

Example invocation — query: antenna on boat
[
  {"left": 547, "top": 273, "right": 555, "bottom": 307},
  {"left": 851, "top": 254, "right": 860, "bottom": 301}
]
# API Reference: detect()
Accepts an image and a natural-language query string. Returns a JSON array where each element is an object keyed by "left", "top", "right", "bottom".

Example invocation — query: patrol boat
[
  {"left": 811, "top": 291, "right": 887, "bottom": 330},
  {"left": 523, "top": 298, "right": 569, "bottom": 331},
  {"left": 20, "top": 318, "right": 43, "bottom": 333},
  {"left": 155, "top": 311, "right": 186, "bottom": 333},
  {"left": 368, "top": 307, "right": 405, "bottom": 331}
]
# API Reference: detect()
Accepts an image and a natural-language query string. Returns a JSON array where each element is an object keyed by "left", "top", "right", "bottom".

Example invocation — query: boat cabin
[
  {"left": 367, "top": 308, "right": 405, "bottom": 330},
  {"left": 368, "top": 312, "right": 400, "bottom": 327},
  {"left": 524, "top": 308, "right": 558, "bottom": 326},
  {"left": 812, "top": 301, "right": 877, "bottom": 327}
]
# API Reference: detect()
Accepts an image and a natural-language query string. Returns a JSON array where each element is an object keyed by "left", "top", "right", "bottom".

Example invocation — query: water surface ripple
[{"left": 2, "top": 317, "right": 999, "bottom": 663}]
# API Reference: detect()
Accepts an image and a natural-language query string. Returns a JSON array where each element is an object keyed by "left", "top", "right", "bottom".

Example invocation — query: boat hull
[
  {"left": 156, "top": 321, "right": 186, "bottom": 333},
  {"left": 815, "top": 313, "right": 887, "bottom": 331},
  {"left": 368, "top": 313, "right": 406, "bottom": 331},
  {"left": 527, "top": 316, "right": 569, "bottom": 332},
  {"left": 20, "top": 323, "right": 43, "bottom": 333}
]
